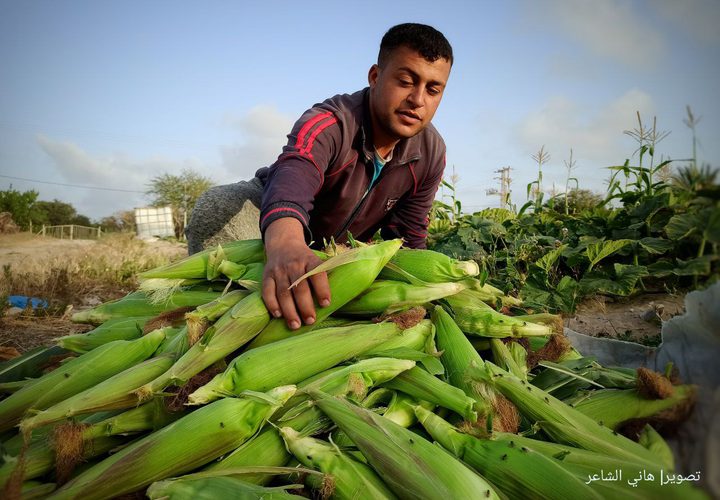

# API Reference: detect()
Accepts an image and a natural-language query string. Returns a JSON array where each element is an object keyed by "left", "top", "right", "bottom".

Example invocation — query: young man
[{"left": 186, "top": 23, "right": 453, "bottom": 330}]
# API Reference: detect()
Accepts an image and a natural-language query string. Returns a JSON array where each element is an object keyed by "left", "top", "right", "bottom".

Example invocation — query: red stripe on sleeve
[
  {"left": 294, "top": 111, "right": 333, "bottom": 151},
  {"left": 301, "top": 116, "right": 338, "bottom": 157},
  {"left": 261, "top": 207, "right": 307, "bottom": 226},
  {"left": 408, "top": 162, "right": 418, "bottom": 196}
]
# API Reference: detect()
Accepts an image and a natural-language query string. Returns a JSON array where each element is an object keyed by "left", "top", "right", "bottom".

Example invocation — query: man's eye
[
  {"left": 399, "top": 79, "right": 413, "bottom": 86},
  {"left": 427, "top": 87, "right": 441, "bottom": 96}
]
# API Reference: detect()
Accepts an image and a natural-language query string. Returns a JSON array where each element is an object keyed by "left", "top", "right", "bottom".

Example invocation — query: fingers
[
  {"left": 261, "top": 272, "right": 282, "bottom": 320},
  {"left": 308, "top": 271, "right": 331, "bottom": 308},
  {"left": 262, "top": 265, "right": 317, "bottom": 331}
]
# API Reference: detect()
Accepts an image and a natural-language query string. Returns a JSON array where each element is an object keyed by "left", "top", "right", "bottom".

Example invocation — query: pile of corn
[{"left": 0, "top": 239, "right": 706, "bottom": 499}]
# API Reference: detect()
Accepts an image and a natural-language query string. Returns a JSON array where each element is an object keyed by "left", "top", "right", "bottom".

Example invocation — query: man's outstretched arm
[{"left": 262, "top": 217, "right": 331, "bottom": 330}]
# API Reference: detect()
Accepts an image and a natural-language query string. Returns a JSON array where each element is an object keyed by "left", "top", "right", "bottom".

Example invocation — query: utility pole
[{"left": 485, "top": 167, "right": 512, "bottom": 208}]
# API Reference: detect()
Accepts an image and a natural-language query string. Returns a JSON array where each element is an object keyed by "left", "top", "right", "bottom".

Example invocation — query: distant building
[{"left": 134, "top": 206, "right": 174, "bottom": 240}]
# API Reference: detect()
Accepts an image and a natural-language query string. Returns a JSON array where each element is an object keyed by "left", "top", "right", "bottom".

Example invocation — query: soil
[{"left": 0, "top": 234, "right": 687, "bottom": 354}]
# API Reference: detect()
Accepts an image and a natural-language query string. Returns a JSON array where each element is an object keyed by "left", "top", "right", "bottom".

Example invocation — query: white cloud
[
  {"left": 654, "top": 0, "right": 720, "bottom": 45},
  {"left": 36, "top": 135, "right": 209, "bottom": 218},
  {"left": 219, "top": 104, "right": 293, "bottom": 182},
  {"left": 514, "top": 89, "right": 657, "bottom": 192},
  {"left": 524, "top": 0, "right": 665, "bottom": 68}
]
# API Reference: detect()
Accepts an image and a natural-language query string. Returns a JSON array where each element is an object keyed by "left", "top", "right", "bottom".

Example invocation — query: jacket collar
[{"left": 359, "top": 88, "right": 422, "bottom": 166}]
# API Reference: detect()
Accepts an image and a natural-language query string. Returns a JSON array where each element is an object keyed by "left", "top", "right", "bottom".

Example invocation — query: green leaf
[
  {"left": 580, "top": 264, "right": 647, "bottom": 296},
  {"left": 665, "top": 213, "right": 699, "bottom": 240},
  {"left": 703, "top": 206, "right": 720, "bottom": 244},
  {"left": 585, "top": 239, "right": 633, "bottom": 271},
  {"left": 638, "top": 237, "right": 674, "bottom": 255},
  {"left": 535, "top": 245, "right": 567, "bottom": 273},
  {"left": 673, "top": 256, "right": 712, "bottom": 276}
]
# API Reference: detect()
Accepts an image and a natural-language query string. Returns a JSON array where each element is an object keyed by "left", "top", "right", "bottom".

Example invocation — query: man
[{"left": 186, "top": 23, "right": 453, "bottom": 331}]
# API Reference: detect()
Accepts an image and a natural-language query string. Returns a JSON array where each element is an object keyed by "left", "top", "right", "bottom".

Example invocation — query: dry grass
[
  {"left": 1, "top": 233, "right": 186, "bottom": 352},
  {"left": 1, "top": 233, "right": 185, "bottom": 310}
]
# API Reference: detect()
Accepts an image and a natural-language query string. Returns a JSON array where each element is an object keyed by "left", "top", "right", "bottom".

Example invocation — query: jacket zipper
[{"left": 332, "top": 155, "right": 420, "bottom": 241}]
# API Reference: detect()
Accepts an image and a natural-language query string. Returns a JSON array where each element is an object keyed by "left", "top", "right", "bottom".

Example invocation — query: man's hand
[{"left": 262, "top": 218, "right": 331, "bottom": 330}]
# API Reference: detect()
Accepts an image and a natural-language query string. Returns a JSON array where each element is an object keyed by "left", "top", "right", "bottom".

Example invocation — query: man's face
[{"left": 368, "top": 45, "right": 451, "bottom": 146}]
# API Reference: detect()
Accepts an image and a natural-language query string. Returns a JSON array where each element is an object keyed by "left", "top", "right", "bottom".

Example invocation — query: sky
[{"left": 1, "top": 0, "right": 719, "bottom": 220}]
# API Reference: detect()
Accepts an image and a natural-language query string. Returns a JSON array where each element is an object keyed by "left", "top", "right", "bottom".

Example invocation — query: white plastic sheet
[{"left": 565, "top": 282, "right": 720, "bottom": 496}]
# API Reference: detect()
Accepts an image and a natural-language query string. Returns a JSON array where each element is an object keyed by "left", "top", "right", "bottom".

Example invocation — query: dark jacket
[{"left": 255, "top": 88, "right": 446, "bottom": 249}]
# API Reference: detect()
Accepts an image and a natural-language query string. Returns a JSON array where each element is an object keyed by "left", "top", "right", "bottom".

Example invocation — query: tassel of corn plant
[
  {"left": 71, "top": 290, "right": 221, "bottom": 325},
  {"left": 136, "top": 291, "right": 270, "bottom": 401},
  {"left": 189, "top": 320, "right": 413, "bottom": 405},
  {"left": 379, "top": 248, "right": 479, "bottom": 283},
  {"left": 444, "top": 290, "right": 551, "bottom": 338},
  {"left": 0, "top": 330, "right": 166, "bottom": 433},
  {"left": 147, "top": 473, "right": 307, "bottom": 500},
  {"left": 49, "top": 386, "right": 296, "bottom": 500},
  {"left": 414, "top": 405, "right": 603, "bottom": 500},
  {"left": 381, "top": 366, "right": 478, "bottom": 421},
  {"left": 57, "top": 316, "right": 152, "bottom": 353},
  {"left": 472, "top": 361, "right": 665, "bottom": 468},
  {"left": 138, "top": 239, "right": 264, "bottom": 280},
  {"left": 248, "top": 239, "right": 404, "bottom": 348},
  {"left": 279, "top": 427, "right": 397, "bottom": 500},
  {"left": 19, "top": 354, "right": 175, "bottom": 433},
  {"left": 310, "top": 390, "right": 502, "bottom": 500}
]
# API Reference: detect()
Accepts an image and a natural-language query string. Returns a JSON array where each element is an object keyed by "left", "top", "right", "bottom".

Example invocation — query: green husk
[
  {"left": 337, "top": 280, "right": 469, "bottom": 316},
  {"left": 49, "top": 386, "right": 296, "bottom": 500},
  {"left": 70, "top": 290, "right": 221, "bottom": 325},
  {"left": 56, "top": 316, "right": 151, "bottom": 353},
  {"left": 189, "top": 321, "right": 409, "bottom": 405},
  {"left": 279, "top": 427, "right": 396, "bottom": 500},
  {"left": 379, "top": 248, "right": 479, "bottom": 283},
  {"left": 247, "top": 239, "right": 404, "bottom": 348},
  {"left": 415, "top": 406, "right": 602, "bottom": 500},
  {"left": 147, "top": 474, "right": 306, "bottom": 500},
  {"left": 0, "top": 330, "right": 166, "bottom": 433},
  {"left": 138, "top": 239, "right": 264, "bottom": 280},
  {"left": 310, "top": 391, "right": 502, "bottom": 500}
]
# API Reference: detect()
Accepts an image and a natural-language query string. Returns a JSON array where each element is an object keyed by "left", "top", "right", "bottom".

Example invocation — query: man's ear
[{"left": 368, "top": 64, "right": 379, "bottom": 87}]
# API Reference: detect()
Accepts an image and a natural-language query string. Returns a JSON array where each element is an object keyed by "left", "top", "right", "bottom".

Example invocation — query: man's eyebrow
[{"left": 395, "top": 67, "right": 446, "bottom": 87}]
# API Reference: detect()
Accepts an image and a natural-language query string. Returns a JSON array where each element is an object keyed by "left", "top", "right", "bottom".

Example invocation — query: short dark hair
[{"left": 378, "top": 23, "right": 453, "bottom": 67}]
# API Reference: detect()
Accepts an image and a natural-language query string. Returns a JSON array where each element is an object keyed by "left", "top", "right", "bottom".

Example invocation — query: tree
[
  {"left": 0, "top": 187, "right": 42, "bottom": 230},
  {"left": 99, "top": 210, "right": 136, "bottom": 233},
  {"left": 146, "top": 169, "right": 213, "bottom": 239},
  {"left": 35, "top": 200, "right": 78, "bottom": 226}
]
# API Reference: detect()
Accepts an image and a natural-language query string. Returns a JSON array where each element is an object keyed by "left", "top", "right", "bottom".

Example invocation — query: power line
[{"left": 0, "top": 174, "right": 145, "bottom": 193}]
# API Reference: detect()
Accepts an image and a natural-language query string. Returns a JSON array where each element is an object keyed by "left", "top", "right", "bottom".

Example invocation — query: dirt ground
[{"left": 0, "top": 234, "right": 686, "bottom": 353}]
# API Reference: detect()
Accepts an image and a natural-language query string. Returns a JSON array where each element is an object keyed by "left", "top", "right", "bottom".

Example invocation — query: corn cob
[
  {"left": 147, "top": 474, "right": 306, "bottom": 500},
  {"left": 431, "top": 306, "right": 493, "bottom": 416},
  {"left": 137, "top": 291, "right": 270, "bottom": 400},
  {"left": 444, "top": 290, "right": 551, "bottom": 337},
  {"left": 638, "top": 424, "right": 675, "bottom": 470},
  {"left": 19, "top": 354, "right": 175, "bottom": 432},
  {"left": 473, "top": 360, "right": 665, "bottom": 467},
  {"left": 310, "top": 390, "right": 502, "bottom": 500},
  {"left": 57, "top": 316, "right": 151, "bottom": 353},
  {"left": 279, "top": 427, "right": 397, "bottom": 500},
  {"left": 138, "top": 239, "right": 264, "bottom": 280},
  {"left": 189, "top": 320, "right": 410, "bottom": 405},
  {"left": 203, "top": 427, "right": 291, "bottom": 485},
  {"left": 248, "top": 239, "right": 404, "bottom": 348},
  {"left": 337, "top": 280, "right": 469, "bottom": 317},
  {"left": 0, "top": 330, "right": 165, "bottom": 433},
  {"left": 0, "top": 379, "right": 31, "bottom": 394},
  {"left": 71, "top": 290, "right": 221, "bottom": 325},
  {"left": 0, "top": 346, "right": 69, "bottom": 384},
  {"left": 381, "top": 366, "right": 478, "bottom": 421},
  {"left": 414, "top": 405, "right": 603, "bottom": 500},
  {"left": 49, "top": 386, "right": 296, "bottom": 500},
  {"left": 566, "top": 385, "right": 696, "bottom": 431},
  {"left": 490, "top": 338, "right": 527, "bottom": 379},
  {"left": 379, "top": 248, "right": 479, "bottom": 283}
]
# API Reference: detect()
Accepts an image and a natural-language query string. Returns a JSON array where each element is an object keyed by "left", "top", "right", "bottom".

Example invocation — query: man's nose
[{"left": 406, "top": 86, "right": 425, "bottom": 108}]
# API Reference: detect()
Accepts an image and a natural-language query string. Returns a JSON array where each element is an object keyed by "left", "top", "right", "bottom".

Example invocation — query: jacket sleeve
[
  {"left": 259, "top": 109, "right": 340, "bottom": 241},
  {"left": 381, "top": 150, "right": 446, "bottom": 249}
]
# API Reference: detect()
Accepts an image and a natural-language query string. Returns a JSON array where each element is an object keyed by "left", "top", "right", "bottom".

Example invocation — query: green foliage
[
  {"left": 0, "top": 188, "right": 42, "bottom": 230},
  {"left": 146, "top": 169, "right": 213, "bottom": 238}
]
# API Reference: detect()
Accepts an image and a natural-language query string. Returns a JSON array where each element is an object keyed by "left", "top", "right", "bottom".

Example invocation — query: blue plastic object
[{"left": 7, "top": 295, "right": 48, "bottom": 309}]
